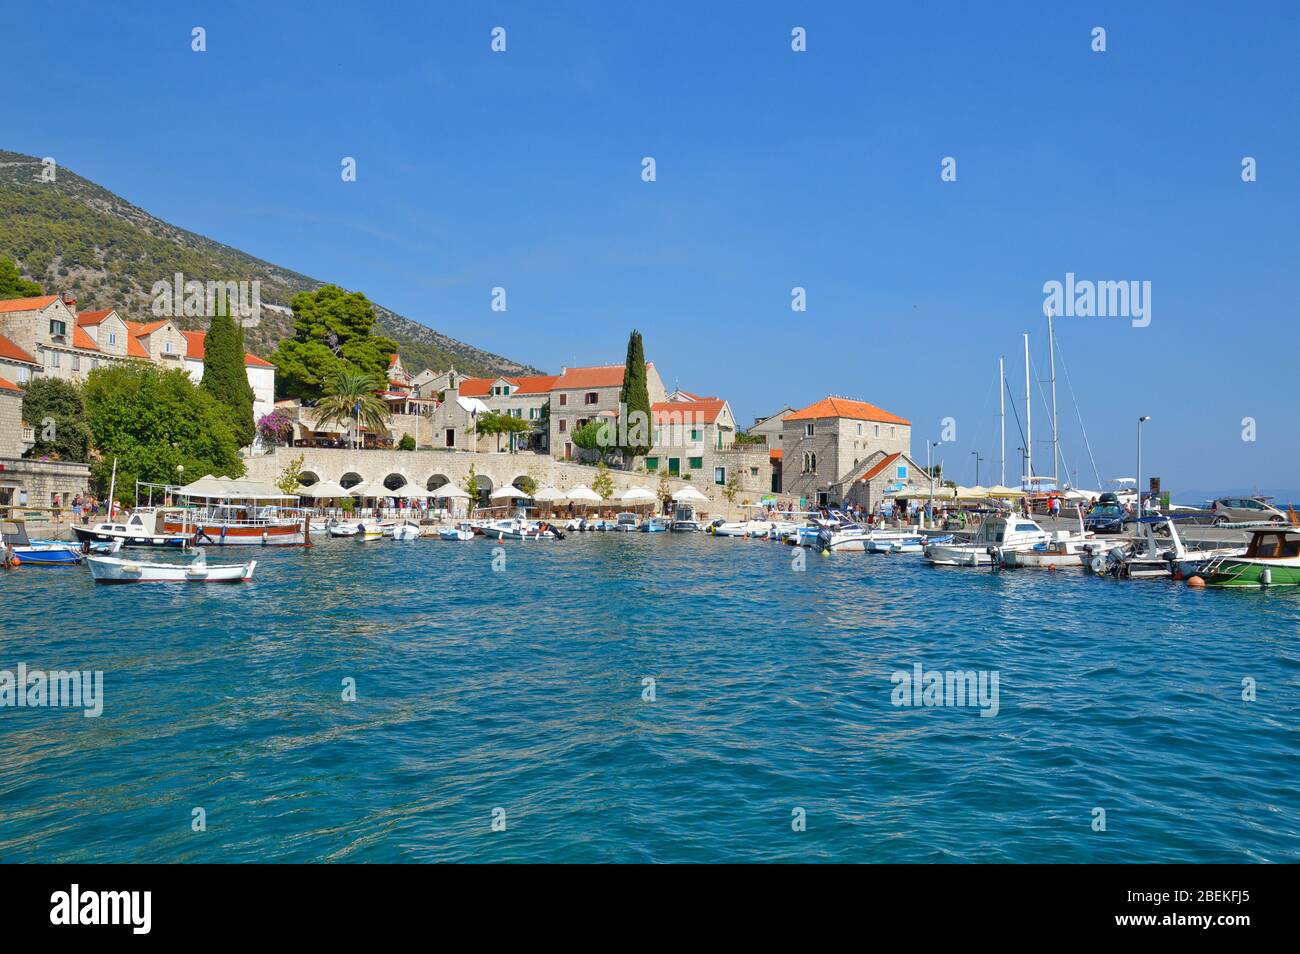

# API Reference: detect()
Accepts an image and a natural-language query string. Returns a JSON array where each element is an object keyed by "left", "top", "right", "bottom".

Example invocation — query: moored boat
[
  {"left": 1197, "top": 527, "right": 1300, "bottom": 587},
  {"left": 87, "top": 550, "right": 256, "bottom": 584},
  {"left": 925, "top": 516, "right": 1051, "bottom": 567}
]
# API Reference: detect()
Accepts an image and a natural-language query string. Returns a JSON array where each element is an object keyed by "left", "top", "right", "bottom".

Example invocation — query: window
[
  {"left": 528, "top": 407, "right": 537, "bottom": 420},
  {"left": 445, "top": 429, "right": 456, "bottom": 448},
  {"left": 802, "top": 452, "right": 817, "bottom": 474},
  {"left": 559, "top": 419, "right": 567, "bottom": 433},
  {"left": 874, "top": 424, "right": 880, "bottom": 437},
  {"left": 72, "top": 355, "right": 80, "bottom": 371},
  {"left": 17, "top": 367, "right": 30, "bottom": 383},
  {"left": 48, "top": 350, "right": 60, "bottom": 368},
  {"left": 890, "top": 426, "right": 896, "bottom": 437},
  {"left": 107, "top": 332, "right": 117, "bottom": 346},
  {"left": 857, "top": 423, "right": 863, "bottom": 435},
  {"left": 645, "top": 457, "right": 658, "bottom": 471},
  {"left": 584, "top": 392, "right": 598, "bottom": 405},
  {"left": 164, "top": 341, "right": 173, "bottom": 354},
  {"left": 690, "top": 428, "right": 701, "bottom": 442},
  {"left": 750, "top": 467, "right": 758, "bottom": 477},
  {"left": 668, "top": 458, "right": 680, "bottom": 476},
  {"left": 49, "top": 319, "right": 66, "bottom": 338},
  {"left": 805, "top": 423, "right": 815, "bottom": 437},
  {"left": 559, "top": 394, "right": 568, "bottom": 406},
  {"left": 714, "top": 467, "right": 726, "bottom": 485},
  {"left": 689, "top": 457, "right": 702, "bottom": 470}
]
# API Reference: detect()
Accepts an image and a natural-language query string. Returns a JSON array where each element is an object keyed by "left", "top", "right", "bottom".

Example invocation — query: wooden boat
[
  {"left": 87, "top": 551, "right": 256, "bottom": 584},
  {"left": 71, "top": 509, "right": 189, "bottom": 548},
  {"left": 1198, "top": 527, "right": 1300, "bottom": 587}
]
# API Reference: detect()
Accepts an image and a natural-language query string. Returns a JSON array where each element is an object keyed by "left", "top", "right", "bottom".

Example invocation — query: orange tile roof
[
  {"left": 182, "top": 330, "right": 275, "bottom": 367},
  {"left": 0, "top": 334, "right": 37, "bottom": 366},
  {"left": 770, "top": 448, "right": 783, "bottom": 460},
  {"left": 652, "top": 398, "right": 727, "bottom": 424},
  {"left": 860, "top": 452, "right": 902, "bottom": 482},
  {"left": 0, "top": 376, "right": 21, "bottom": 394},
  {"left": 131, "top": 320, "right": 170, "bottom": 336},
  {"left": 0, "top": 295, "right": 58, "bottom": 314},
  {"left": 553, "top": 364, "right": 630, "bottom": 390},
  {"left": 456, "top": 377, "right": 493, "bottom": 397},
  {"left": 72, "top": 325, "right": 99, "bottom": 351},
  {"left": 786, "top": 396, "right": 910, "bottom": 426},
  {"left": 76, "top": 309, "right": 115, "bottom": 326},
  {"left": 457, "top": 374, "right": 560, "bottom": 397}
]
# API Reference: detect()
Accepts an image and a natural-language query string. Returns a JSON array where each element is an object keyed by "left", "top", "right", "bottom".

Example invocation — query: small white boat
[
  {"left": 87, "top": 550, "right": 256, "bottom": 584},
  {"left": 614, "top": 512, "right": 640, "bottom": 532},
  {"left": 357, "top": 522, "right": 385, "bottom": 541},
  {"left": 439, "top": 523, "right": 476, "bottom": 541},
  {"left": 487, "top": 518, "right": 555, "bottom": 541},
  {"left": 327, "top": 520, "right": 360, "bottom": 537},
  {"left": 385, "top": 521, "right": 421, "bottom": 541},
  {"left": 925, "top": 516, "right": 1052, "bottom": 567}
]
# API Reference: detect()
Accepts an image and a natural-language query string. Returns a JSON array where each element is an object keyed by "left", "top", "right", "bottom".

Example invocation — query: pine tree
[
  {"left": 201, "top": 290, "right": 256, "bottom": 447},
  {"left": 618, "top": 329, "right": 652, "bottom": 461}
]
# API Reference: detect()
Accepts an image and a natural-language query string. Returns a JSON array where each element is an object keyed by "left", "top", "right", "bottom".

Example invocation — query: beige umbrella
[
  {"left": 619, "top": 487, "right": 657, "bottom": 503},
  {"left": 532, "top": 485, "right": 566, "bottom": 502},
  {"left": 490, "top": 485, "right": 532, "bottom": 501},
  {"left": 672, "top": 486, "right": 710, "bottom": 503},
  {"left": 428, "top": 483, "right": 471, "bottom": 499},
  {"left": 564, "top": 485, "right": 602, "bottom": 503},
  {"left": 986, "top": 485, "right": 1026, "bottom": 497},
  {"left": 297, "top": 479, "right": 349, "bottom": 499}
]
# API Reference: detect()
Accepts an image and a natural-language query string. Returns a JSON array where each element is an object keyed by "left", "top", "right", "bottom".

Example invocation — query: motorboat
[
  {"left": 1, "top": 520, "right": 84, "bottom": 566},
  {"left": 87, "top": 549, "right": 256, "bottom": 584},
  {"left": 1197, "top": 526, "right": 1300, "bottom": 587},
  {"left": 327, "top": 520, "right": 361, "bottom": 537},
  {"left": 485, "top": 519, "right": 556, "bottom": 541},
  {"left": 866, "top": 532, "right": 935, "bottom": 554},
  {"left": 925, "top": 515, "right": 1052, "bottom": 567},
  {"left": 385, "top": 521, "right": 421, "bottom": 540},
  {"left": 670, "top": 503, "right": 703, "bottom": 532},
  {"left": 438, "top": 524, "right": 476, "bottom": 541},
  {"left": 997, "top": 531, "right": 1101, "bottom": 569},
  {"left": 640, "top": 517, "right": 669, "bottom": 532},
  {"left": 614, "top": 512, "right": 640, "bottom": 532},
  {"left": 357, "top": 522, "right": 385, "bottom": 541},
  {"left": 71, "top": 509, "right": 190, "bottom": 548}
]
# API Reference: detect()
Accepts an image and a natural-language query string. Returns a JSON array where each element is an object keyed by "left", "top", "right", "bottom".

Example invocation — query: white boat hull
[{"left": 87, "top": 555, "right": 256, "bottom": 583}]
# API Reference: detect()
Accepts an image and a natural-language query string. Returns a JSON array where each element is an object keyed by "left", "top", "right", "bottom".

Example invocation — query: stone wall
[
  {"left": 0, "top": 458, "right": 92, "bottom": 509},
  {"left": 0, "top": 391, "right": 22, "bottom": 459},
  {"left": 244, "top": 446, "right": 757, "bottom": 516}
]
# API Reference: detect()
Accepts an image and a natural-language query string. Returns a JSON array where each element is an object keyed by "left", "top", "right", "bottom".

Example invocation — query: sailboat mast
[
  {"left": 1023, "top": 333, "right": 1032, "bottom": 487},
  {"left": 1049, "top": 311, "right": 1059, "bottom": 485},
  {"left": 999, "top": 356, "right": 1006, "bottom": 486}
]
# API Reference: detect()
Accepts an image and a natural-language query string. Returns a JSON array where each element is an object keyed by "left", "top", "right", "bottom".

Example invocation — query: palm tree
[{"left": 313, "top": 368, "right": 390, "bottom": 448}]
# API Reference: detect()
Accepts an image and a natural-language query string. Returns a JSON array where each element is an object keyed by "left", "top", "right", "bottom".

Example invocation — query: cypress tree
[
  {"left": 618, "top": 329, "right": 652, "bottom": 461},
  {"left": 201, "top": 290, "right": 256, "bottom": 447}
]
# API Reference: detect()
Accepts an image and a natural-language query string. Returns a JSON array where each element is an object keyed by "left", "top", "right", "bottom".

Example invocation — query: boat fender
[
  {"left": 8, "top": 553, "right": 19, "bottom": 566},
  {"left": 820, "top": 548, "right": 830, "bottom": 557},
  {"left": 262, "top": 531, "right": 269, "bottom": 545},
  {"left": 1262, "top": 567, "right": 1272, "bottom": 587},
  {"left": 1187, "top": 575, "right": 1205, "bottom": 588}
]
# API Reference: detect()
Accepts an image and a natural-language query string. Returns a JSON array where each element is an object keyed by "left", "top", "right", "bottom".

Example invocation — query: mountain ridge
[{"left": 0, "top": 149, "right": 540, "bottom": 379}]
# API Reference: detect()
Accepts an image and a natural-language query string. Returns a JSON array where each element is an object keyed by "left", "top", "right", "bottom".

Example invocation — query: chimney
[{"left": 61, "top": 291, "right": 77, "bottom": 310}]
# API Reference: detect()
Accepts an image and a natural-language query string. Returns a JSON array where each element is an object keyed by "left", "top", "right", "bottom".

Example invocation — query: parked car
[
  {"left": 1209, "top": 497, "right": 1286, "bottom": 526},
  {"left": 1085, "top": 502, "right": 1129, "bottom": 534}
]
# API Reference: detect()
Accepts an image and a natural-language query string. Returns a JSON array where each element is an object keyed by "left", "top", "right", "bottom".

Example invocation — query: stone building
[
  {"left": 549, "top": 363, "right": 667, "bottom": 460},
  {"left": 643, "top": 395, "right": 770, "bottom": 498},
  {"left": 780, "top": 396, "right": 918, "bottom": 506},
  {"left": 180, "top": 331, "right": 277, "bottom": 428}
]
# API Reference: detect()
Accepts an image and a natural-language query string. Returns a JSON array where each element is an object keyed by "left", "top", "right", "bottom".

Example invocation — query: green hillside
[{"left": 0, "top": 149, "right": 539, "bottom": 378}]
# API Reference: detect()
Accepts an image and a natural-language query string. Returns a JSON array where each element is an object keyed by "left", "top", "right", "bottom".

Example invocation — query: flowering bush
[{"left": 256, "top": 409, "right": 294, "bottom": 446}]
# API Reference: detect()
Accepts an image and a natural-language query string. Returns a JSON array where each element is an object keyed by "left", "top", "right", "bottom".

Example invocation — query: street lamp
[
  {"left": 971, "top": 450, "right": 983, "bottom": 487},
  {"left": 1136, "top": 416, "right": 1151, "bottom": 516}
]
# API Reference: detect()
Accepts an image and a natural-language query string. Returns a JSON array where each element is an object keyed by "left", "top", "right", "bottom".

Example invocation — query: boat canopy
[{"left": 177, "top": 476, "right": 298, "bottom": 500}]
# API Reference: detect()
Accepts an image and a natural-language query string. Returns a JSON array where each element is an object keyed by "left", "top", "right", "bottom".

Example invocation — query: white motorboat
[
  {"left": 357, "top": 521, "right": 385, "bottom": 541},
  {"left": 486, "top": 519, "right": 556, "bottom": 541},
  {"left": 925, "top": 516, "right": 1052, "bottom": 567},
  {"left": 997, "top": 532, "right": 1100, "bottom": 569},
  {"left": 87, "top": 549, "right": 256, "bottom": 584},
  {"left": 614, "top": 512, "right": 640, "bottom": 532},
  {"left": 71, "top": 509, "right": 190, "bottom": 549},
  {"left": 385, "top": 521, "right": 421, "bottom": 540},
  {"left": 438, "top": 524, "right": 476, "bottom": 541}
]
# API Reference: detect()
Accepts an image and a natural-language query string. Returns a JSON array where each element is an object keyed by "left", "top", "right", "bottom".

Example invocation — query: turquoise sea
[{"left": 0, "top": 533, "right": 1297, "bottom": 863}]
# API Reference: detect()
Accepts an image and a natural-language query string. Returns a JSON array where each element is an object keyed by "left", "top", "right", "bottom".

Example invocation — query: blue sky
[{"left": 8, "top": 1, "right": 1298, "bottom": 493}]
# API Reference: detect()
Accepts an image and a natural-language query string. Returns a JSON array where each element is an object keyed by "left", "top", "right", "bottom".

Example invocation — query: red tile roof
[
  {"left": 457, "top": 374, "right": 560, "bottom": 397},
  {"left": 652, "top": 398, "right": 727, "bottom": 424},
  {"left": 860, "top": 452, "right": 902, "bottom": 482},
  {"left": 76, "top": 309, "right": 115, "bottom": 326},
  {"left": 0, "top": 295, "right": 58, "bottom": 314},
  {"left": 0, "top": 334, "right": 37, "bottom": 366},
  {"left": 132, "top": 320, "right": 170, "bottom": 336},
  {"left": 0, "top": 376, "right": 22, "bottom": 394},
  {"left": 182, "top": 330, "right": 274, "bottom": 367},
  {"left": 553, "top": 364, "right": 634, "bottom": 390},
  {"left": 72, "top": 325, "right": 99, "bottom": 351},
  {"left": 786, "top": 396, "right": 910, "bottom": 426}
]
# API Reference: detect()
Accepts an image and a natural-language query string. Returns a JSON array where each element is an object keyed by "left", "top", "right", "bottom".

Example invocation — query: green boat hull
[{"left": 1203, "top": 560, "right": 1300, "bottom": 587}]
